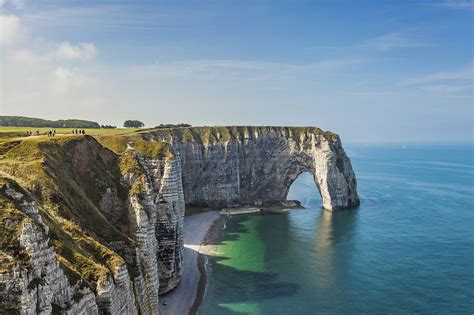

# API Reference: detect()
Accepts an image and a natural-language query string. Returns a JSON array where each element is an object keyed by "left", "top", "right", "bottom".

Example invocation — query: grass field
[{"left": 0, "top": 126, "right": 139, "bottom": 135}]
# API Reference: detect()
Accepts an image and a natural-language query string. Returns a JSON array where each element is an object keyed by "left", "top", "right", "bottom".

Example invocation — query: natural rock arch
[{"left": 160, "top": 127, "right": 359, "bottom": 211}]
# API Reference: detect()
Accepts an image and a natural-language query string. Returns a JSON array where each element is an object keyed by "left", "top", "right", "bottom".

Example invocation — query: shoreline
[
  {"left": 160, "top": 206, "right": 300, "bottom": 315},
  {"left": 189, "top": 214, "right": 226, "bottom": 314},
  {"left": 159, "top": 211, "right": 224, "bottom": 315}
]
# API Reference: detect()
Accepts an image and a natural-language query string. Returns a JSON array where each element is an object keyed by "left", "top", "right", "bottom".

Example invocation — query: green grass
[
  {"left": 96, "top": 133, "right": 172, "bottom": 159},
  {"left": 145, "top": 125, "right": 339, "bottom": 144},
  {"left": 0, "top": 126, "right": 140, "bottom": 139}
]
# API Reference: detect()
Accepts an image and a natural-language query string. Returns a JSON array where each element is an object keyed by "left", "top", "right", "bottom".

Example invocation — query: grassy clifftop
[
  {"left": 0, "top": 125, "right": 338, "bottom": 145},
  {"left": 146, "top": 125, "right": 339, "bottom": 144}
]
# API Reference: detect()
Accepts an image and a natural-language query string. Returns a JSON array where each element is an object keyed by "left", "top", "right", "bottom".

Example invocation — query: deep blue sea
[{"left": 199, "top": 144, "right": 474, "bottom": 314}]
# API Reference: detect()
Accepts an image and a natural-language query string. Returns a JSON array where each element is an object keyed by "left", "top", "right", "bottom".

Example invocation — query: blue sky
[{"left": 0, "top": 0, "right": 472, "bottom": 142}]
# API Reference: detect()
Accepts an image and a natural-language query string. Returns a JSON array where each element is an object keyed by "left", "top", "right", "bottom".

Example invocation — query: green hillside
[{"left": 0, "top": 116, "right": 101, "bottom": 128}]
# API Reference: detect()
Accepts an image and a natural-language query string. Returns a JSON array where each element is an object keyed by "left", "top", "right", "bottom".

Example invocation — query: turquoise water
[{"left": 199, "top": 144, "right": 474, "bottom": 314}]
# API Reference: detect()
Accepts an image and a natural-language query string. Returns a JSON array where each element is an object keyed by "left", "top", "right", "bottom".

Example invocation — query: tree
[
  {"left": 0, "top": 116, "right": 100, "bottom": 128},
  {"left": 123, "top": 120, "right": 145, "bottom": 128}
]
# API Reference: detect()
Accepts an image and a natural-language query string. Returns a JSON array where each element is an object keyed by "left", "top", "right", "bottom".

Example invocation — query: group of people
[
  {"left": 24, "top": 129, "right": 87, "bottom": 137},
  {"left": 25, "top": 130, "right": 40, "bottom": 136}
]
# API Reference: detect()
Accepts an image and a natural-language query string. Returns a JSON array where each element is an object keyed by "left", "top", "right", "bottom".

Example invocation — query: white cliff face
[
  {"left": 0, "top": 186, "right": 99, "bottom": 315},
  {"left": 95, "top": 265, "right": 137, "bottom": 314},
  {"left": 0, "top": 146, "right": 186, "bottom": 314},
  {"left": 156, "top": 156, "right": 185, "bottom": 293},
  {"left": 166, "top": 128, "right": 359, "bottom": 211},
  {"left": 125, "top": 147, "right": 185, "bottom": 297}
]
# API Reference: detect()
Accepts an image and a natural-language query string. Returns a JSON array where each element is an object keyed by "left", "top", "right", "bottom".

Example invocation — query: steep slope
[{"left": 0, "top": 135, "right": 185, "bottom": 314}]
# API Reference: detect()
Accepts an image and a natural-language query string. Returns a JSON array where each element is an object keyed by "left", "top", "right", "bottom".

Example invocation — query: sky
[{"left": 0, "top": 0, "right": 472, "bottom": 143}]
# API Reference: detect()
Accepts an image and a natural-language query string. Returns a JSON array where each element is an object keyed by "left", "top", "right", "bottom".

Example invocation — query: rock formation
[
  {"left": 0, "top": 126, "right": 358, "bottom": 314},
  {"left": 152, "top": 126, "right": 359, "bottom": 210},
  {"left": 0, "top": 136, "right": 185, "bottom": 314}
]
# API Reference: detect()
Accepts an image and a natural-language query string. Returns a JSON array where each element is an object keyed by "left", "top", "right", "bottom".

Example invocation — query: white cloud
[
  {"left": 54, "top": 41, "right": 96, "bottom": 61},
  {"left": 418, "top": 84, "right": 473, "bottom": 94},
  {"left": 401, "top": 65, "right": 473, "bottom": 85},
  {"left": 1, "top": 13, "right": 96, "bottom": 61},
  {"left": 0, "top": 14, "right": 28, "bottom": 45},
  {"left": 436, "top": 1, "right": 474, "bottom": 9},
  {"left": 12, "top": 49, "right": 45, "bottom": 63},
  {"left": 133, "top": 57, "right": 368, "bottom": 82},
  {"left": 10, "top": 42, "right": 97, "bottom": 64},
  {"left": 362, "top": 32, "right": 432, "bottom": 51},
  {"left": 395, "top": 65, "right": 474, "bottom": 98},
  {"left": 54, "top": 66, "right": 76, "bottom": 81},
  {"left": 0, "top": 0, "right": 24, "bottom": 9}
]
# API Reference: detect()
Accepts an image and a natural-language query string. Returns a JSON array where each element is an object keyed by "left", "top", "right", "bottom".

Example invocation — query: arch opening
[{"left": 286, "top": 172, "right": 322, "bottom": 208}]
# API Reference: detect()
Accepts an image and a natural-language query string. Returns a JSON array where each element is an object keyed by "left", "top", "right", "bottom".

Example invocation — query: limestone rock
[
  {"left": 0, "top": 185, "right": 99, "bottom": 315},
  {"left": 158, "top": 127, "right": 360, "bottom": 210}
]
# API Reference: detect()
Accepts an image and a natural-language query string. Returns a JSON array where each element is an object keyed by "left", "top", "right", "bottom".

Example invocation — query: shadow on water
[
  {"left": 199, "top": 216, "right": 299, "bottom": 314},
  {"left": 200, "top": 254, "right": 298, "bottom": 314},
  {"left": 206, "top": 255, "right": 298, "bottom": 301}
]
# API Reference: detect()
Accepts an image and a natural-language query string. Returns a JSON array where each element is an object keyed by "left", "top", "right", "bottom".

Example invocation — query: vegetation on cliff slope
[
  {"left": 0, "top": 179, "right": 33, "bottom": 273},
  {"left": 0, "top": 133, "right": 171, "bottom": 289}
]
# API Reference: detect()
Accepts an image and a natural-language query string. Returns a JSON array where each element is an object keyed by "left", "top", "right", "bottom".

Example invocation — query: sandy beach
[{"left": 159, "top": 211, "right": 223, "bottom": 315}]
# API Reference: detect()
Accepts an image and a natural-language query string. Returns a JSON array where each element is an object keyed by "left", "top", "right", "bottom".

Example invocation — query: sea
[{"left": 199, "top": 144, "right": 474, "bottom": 314}]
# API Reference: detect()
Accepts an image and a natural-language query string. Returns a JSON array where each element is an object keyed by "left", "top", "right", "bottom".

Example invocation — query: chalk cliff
[
  {"left": 0, "top": 136, "right": 184, "bottom": 314},
  {"left": 151, "top": 126, "right": 359, "bottom": 210},
  {"left": 0, "top": 126, "right": 358, "bottom": 314}
]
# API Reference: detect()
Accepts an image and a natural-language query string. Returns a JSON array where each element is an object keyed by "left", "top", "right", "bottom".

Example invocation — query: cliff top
[
  {"left": 0, "top": 125, "right": 339, "bottom": 155},
  {"left": 142, "top": 125, "right": 339, "bottom": 144}
]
